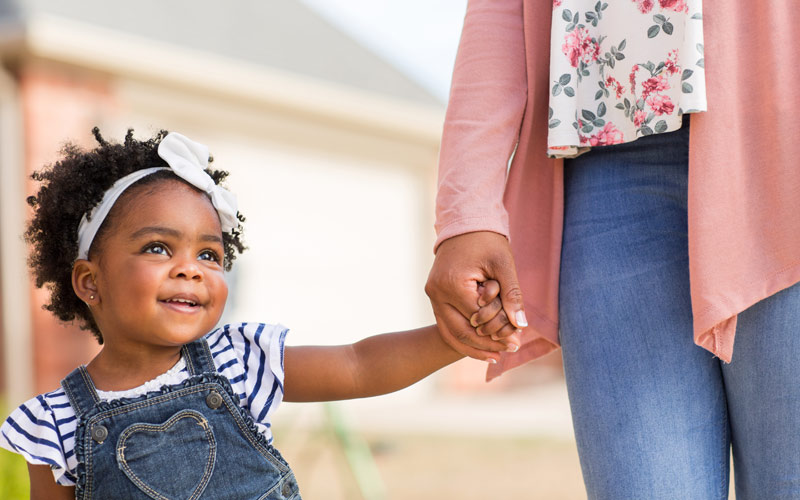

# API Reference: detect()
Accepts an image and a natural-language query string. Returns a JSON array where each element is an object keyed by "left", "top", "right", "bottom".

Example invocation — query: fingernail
[
  {"left": 507, "top": 343, "right": 519, "bottom": 353},
  {"left": 488, "top": 358, "right": 497, "bottom": 364},
  {"left": 515, "top": 310, "right": 528, "bottom": 328}
]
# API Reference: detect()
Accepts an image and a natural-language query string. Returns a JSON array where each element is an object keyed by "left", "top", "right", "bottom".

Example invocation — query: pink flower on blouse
[
  {"left": 658, "top": 0, "right": 688, "bottom": 13},
  {"left": 629, "top": 65, "right": 639, "bottom": 93},
  {"left": 580, "top": 122, "right": 625, "bottom": 147},
  {"left": 553, "top": 0, "right": 563, "bottom": 6},
  {"left": 664, "top": 49, "right": 681, "bottom": 75},
  {"left": 562, "top": 27, "right": 600, "bottom": 68},
  {"left": 641, "top": 74, "right": 670, "bottom": 99},
  {"left": 633, "top": 109, "right": 647, "bottom": 127},
  {"left": 634, "top": 0, "right": 655, "bottom": 13},
  {"left": 605, "top": 76, "right": 626, "bottom": 99},
  {"left": 634, "top": 0, "right": 685, "bottom": 13},
  {"left": 646, "top": 94, "right": 675, "bottom": 115}
]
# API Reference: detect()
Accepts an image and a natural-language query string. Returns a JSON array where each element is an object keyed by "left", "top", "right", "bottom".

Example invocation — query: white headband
[{"left": 76, "top": 132, "right": 238, "bottom": 260}]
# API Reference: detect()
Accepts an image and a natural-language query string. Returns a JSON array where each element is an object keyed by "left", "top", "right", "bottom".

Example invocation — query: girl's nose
[{"left": 170, "top": 256, "right": 202, "bottom": 280}]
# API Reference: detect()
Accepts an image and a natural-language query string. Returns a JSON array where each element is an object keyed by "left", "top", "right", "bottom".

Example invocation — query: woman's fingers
[{"left": 477, "top": 279, "right": 501, "bottom": 307}]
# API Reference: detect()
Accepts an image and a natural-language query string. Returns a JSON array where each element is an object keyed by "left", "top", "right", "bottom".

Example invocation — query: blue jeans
[{"left": 559, "top": 121, "right": 800, "bottom": 500}]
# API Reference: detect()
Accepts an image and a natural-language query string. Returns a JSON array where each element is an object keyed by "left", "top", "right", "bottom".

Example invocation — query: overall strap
[
  {"left": 60, "top": 367, "right": 101, "bottom": 418},
  {"left": 182, "top": 337, "right": 216, "bottom": 375}
]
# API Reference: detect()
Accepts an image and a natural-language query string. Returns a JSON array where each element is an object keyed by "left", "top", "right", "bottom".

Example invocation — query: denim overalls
[{"left": 61, "top": 338, "right": 300, "bottom": 500}]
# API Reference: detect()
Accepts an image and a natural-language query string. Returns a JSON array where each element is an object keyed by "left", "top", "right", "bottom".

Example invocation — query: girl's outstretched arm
[
  {"left": 283, "top": 325, "right": 462, "bottom": 402},
  {"left": 28, "top": 464, "right": 75, "bottom": 500}
]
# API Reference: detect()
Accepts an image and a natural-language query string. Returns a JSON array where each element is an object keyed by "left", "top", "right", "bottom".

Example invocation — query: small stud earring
[{"left": 89, "top": 294, "right": 95, "bottom": 300}]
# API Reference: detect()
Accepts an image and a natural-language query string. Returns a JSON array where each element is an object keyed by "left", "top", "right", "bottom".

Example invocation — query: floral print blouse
[{"left": 548, "top": 0, "right": 706, "bottom": 158}]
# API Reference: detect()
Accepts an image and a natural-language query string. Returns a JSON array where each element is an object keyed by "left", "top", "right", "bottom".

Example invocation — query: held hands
[{"left": 426, "top": 231, "right": 527, "bottom": 364}]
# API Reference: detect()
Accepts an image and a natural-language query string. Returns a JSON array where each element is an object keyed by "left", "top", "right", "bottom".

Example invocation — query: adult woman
[{"left": 425, "top": 1, "right": 800, "bottom": 498}]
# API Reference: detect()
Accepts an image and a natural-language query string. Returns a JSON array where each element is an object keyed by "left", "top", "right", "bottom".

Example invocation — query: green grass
[
  {"left": 0, "top": 398, "right": 31, "bottom": 500},
  {"left": 0, "top": 447, "right": 29, "bottom": 500}
]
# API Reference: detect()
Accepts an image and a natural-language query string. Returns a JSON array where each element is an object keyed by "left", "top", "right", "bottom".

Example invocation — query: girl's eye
[
  {"left": 144, "top": 243, "right": 169, "bottom": 256},
  {"left": 198, "top": 250, "right": 221, "bottom": 263}
]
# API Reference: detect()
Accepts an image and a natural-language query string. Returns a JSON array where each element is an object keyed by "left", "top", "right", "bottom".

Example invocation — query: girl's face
[{"left": 89, "top": 179, "right": 228, "bottom": 352}]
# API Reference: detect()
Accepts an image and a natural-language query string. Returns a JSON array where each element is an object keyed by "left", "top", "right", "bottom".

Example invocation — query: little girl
[{"left": 0, "top": 129, "right": 519, "bottom": 499}]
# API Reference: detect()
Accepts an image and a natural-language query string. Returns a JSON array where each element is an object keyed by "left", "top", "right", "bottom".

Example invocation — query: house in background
[{"left": 0, "top": 0, "right": 450, "bottom": 406}]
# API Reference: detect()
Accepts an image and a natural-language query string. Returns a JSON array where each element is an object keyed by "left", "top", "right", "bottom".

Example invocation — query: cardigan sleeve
[{"left": 434, "top": 0, "right": 528, "bottom": 251}]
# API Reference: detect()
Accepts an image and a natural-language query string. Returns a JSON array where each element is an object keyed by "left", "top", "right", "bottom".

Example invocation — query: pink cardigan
[{"left": 435, "top": 0, "right": 800, "bottom": 380}]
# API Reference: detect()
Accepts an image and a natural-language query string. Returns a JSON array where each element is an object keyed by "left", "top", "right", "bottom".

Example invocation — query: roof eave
[{"left": 20, "top": 14, "right": 444, "bottom": 146}]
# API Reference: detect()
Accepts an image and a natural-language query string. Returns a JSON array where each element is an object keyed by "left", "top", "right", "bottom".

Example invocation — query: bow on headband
[{"left": 76, "top": 132, "right": 239, "bottom": 260}]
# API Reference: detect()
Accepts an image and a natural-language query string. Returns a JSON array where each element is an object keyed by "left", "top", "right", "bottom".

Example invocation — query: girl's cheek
[{"left": 214, "top": 276, "right": 229, "bottom": 302}]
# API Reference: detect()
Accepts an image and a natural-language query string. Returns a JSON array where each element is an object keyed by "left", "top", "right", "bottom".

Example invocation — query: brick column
[{"left": 19, "top": 62, "right": 121, "bottom": 394}]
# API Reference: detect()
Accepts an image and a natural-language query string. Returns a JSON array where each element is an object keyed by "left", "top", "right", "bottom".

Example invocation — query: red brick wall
[{"left": 19, "top": 62, "right": 121, "bottom": 394}]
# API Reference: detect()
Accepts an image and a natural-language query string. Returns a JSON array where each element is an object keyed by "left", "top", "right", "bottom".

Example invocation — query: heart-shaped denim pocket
[{"left": 117, "top": 409, "right": 216, "bottom": 500}]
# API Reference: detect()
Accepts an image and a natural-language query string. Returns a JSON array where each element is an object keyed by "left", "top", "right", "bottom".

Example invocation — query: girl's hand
[{"left": 472, "top": 280, "right": 521, "bottom": 349}]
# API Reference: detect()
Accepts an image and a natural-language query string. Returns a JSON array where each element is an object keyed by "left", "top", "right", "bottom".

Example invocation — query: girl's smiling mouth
[{"left": 161, "top": 295, "right": 201, "bottom": 310}]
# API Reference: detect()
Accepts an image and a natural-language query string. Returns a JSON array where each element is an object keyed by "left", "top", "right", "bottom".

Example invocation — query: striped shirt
[{"left": 0, "top": 322, "right": 287, "bottom": 486}]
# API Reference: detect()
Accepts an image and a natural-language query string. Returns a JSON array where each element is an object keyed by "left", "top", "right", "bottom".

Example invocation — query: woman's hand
[{"left": 425, "top": 231, "right": 527, "bottom": 363}]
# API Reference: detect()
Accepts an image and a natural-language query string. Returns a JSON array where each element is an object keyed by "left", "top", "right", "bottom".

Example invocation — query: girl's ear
[{"left": 72, "top": 260, "right": 99, "bottom": 305}]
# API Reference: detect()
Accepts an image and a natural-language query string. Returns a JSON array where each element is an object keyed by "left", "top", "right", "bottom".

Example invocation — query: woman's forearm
[{"left": 435, "top": 0, "right": 528, "bottom": 250}]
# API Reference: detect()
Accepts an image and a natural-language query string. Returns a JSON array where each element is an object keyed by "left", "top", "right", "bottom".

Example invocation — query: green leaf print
[
  {"left": 663, "top": 22, "right": 674, "bottom": 35},
  {"left": 682, "top": 82, "right": 694, "bottom": 93},
  {"left": 681, "top": 69, "right": 693, "bottom": 81},
  {"left": 655, "top": 120, "right": 668, "bottom": 133},
  {"left": 549, "top": 119, "right": 561, "bottom": 129},
  {"left": 564, "top": 86, "right": 576, "bottom": 97},
  {"left": 562, "top": 9, "right": 572, "bottom": 22},
  {"left": 647, "top": 25, "right": 660, "bottom": 38},
  {"left": 597, "top": 102, "right": 607, "bottom": 117},
  {"left": 559, "top": 74, "right": 572, "bottom": 86}
]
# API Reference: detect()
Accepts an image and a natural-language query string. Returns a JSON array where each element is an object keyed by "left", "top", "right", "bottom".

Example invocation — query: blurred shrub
[{"left": 0, "top": 448, "right": 28, "bottom": 500}]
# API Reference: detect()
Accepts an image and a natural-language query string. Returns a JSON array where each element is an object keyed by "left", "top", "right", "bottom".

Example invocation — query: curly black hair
[{"left": 25, "top": 128, "right": 246, "bottom": 343}]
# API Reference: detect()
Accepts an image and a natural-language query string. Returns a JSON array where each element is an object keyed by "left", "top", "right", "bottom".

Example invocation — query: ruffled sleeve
[
  {"left": 0, "top": 391, "right": 78, "bottom": 485},
  {"left": 205, "top": 323, "right": 287, "bottom": 443}
]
